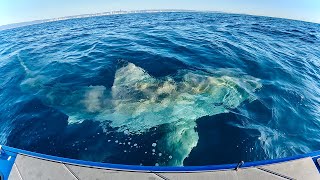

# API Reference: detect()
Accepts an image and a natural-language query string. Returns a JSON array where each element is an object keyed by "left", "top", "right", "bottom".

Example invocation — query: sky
[{"left": 0, "top": 0, "right": 320, "bottom": 26}]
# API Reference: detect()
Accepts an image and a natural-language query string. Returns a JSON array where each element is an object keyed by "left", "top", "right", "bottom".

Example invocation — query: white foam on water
[
  {"left": 18, "top": 54, "right": 34, "bottom": 76},
  {"left": 20, "top": 62, "right": 261, "bottom": 166}
]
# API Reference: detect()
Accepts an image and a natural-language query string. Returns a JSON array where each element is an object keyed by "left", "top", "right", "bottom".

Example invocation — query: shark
[{"left": 20, "top": 61, "right": 262, "bottom": 166}]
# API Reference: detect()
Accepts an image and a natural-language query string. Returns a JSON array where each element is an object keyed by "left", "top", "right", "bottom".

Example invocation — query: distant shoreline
[{"left": 0, "top": 10, "right": 196, "bottom": 31}]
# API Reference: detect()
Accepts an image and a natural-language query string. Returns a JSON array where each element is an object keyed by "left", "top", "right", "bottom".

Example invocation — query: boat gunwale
[{"left": 2, "top": 145, "right": 320, "bottom": 172}]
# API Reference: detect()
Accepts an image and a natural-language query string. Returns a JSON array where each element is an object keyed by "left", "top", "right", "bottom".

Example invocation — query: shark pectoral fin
[{"left": 159, "top": 120, "right": 199, "bottom": 166}]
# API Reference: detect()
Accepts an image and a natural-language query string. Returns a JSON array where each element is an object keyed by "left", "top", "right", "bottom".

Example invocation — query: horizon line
[{"left": 0, "top": 9, "right": 319, "bottom": 31}]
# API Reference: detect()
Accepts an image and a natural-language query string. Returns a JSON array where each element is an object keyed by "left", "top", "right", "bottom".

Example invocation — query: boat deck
[{"left": 1, "top": 145, "right": 320, "bottom": 180}]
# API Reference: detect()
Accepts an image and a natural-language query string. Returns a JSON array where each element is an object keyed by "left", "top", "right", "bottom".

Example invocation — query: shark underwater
[{"left": 20, "top": 61, "right": 262, "bottom": 166}]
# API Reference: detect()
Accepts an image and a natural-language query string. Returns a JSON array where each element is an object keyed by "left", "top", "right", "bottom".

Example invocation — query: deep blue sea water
[{"left": 0, "top": 12, "right": 320, "bottom": 166}]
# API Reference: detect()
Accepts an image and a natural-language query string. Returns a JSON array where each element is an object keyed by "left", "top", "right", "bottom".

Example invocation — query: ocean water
[{"left": 0, "top": 12, "right": 319, "bottom": 166}]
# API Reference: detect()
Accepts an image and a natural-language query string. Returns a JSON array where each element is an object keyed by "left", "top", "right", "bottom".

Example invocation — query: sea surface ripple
[{"left": 0, "top": 12, "right": 319, "bottom": 166}]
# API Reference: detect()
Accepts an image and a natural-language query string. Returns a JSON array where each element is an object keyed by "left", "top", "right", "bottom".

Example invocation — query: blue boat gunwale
[{"left": 2, "top": 145, "right": 320, "bottom": 172}]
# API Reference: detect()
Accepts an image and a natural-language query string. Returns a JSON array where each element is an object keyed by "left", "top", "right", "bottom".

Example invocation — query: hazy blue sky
[{"left": 1, "top": 0, "right": 320, "bottom": 26}]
